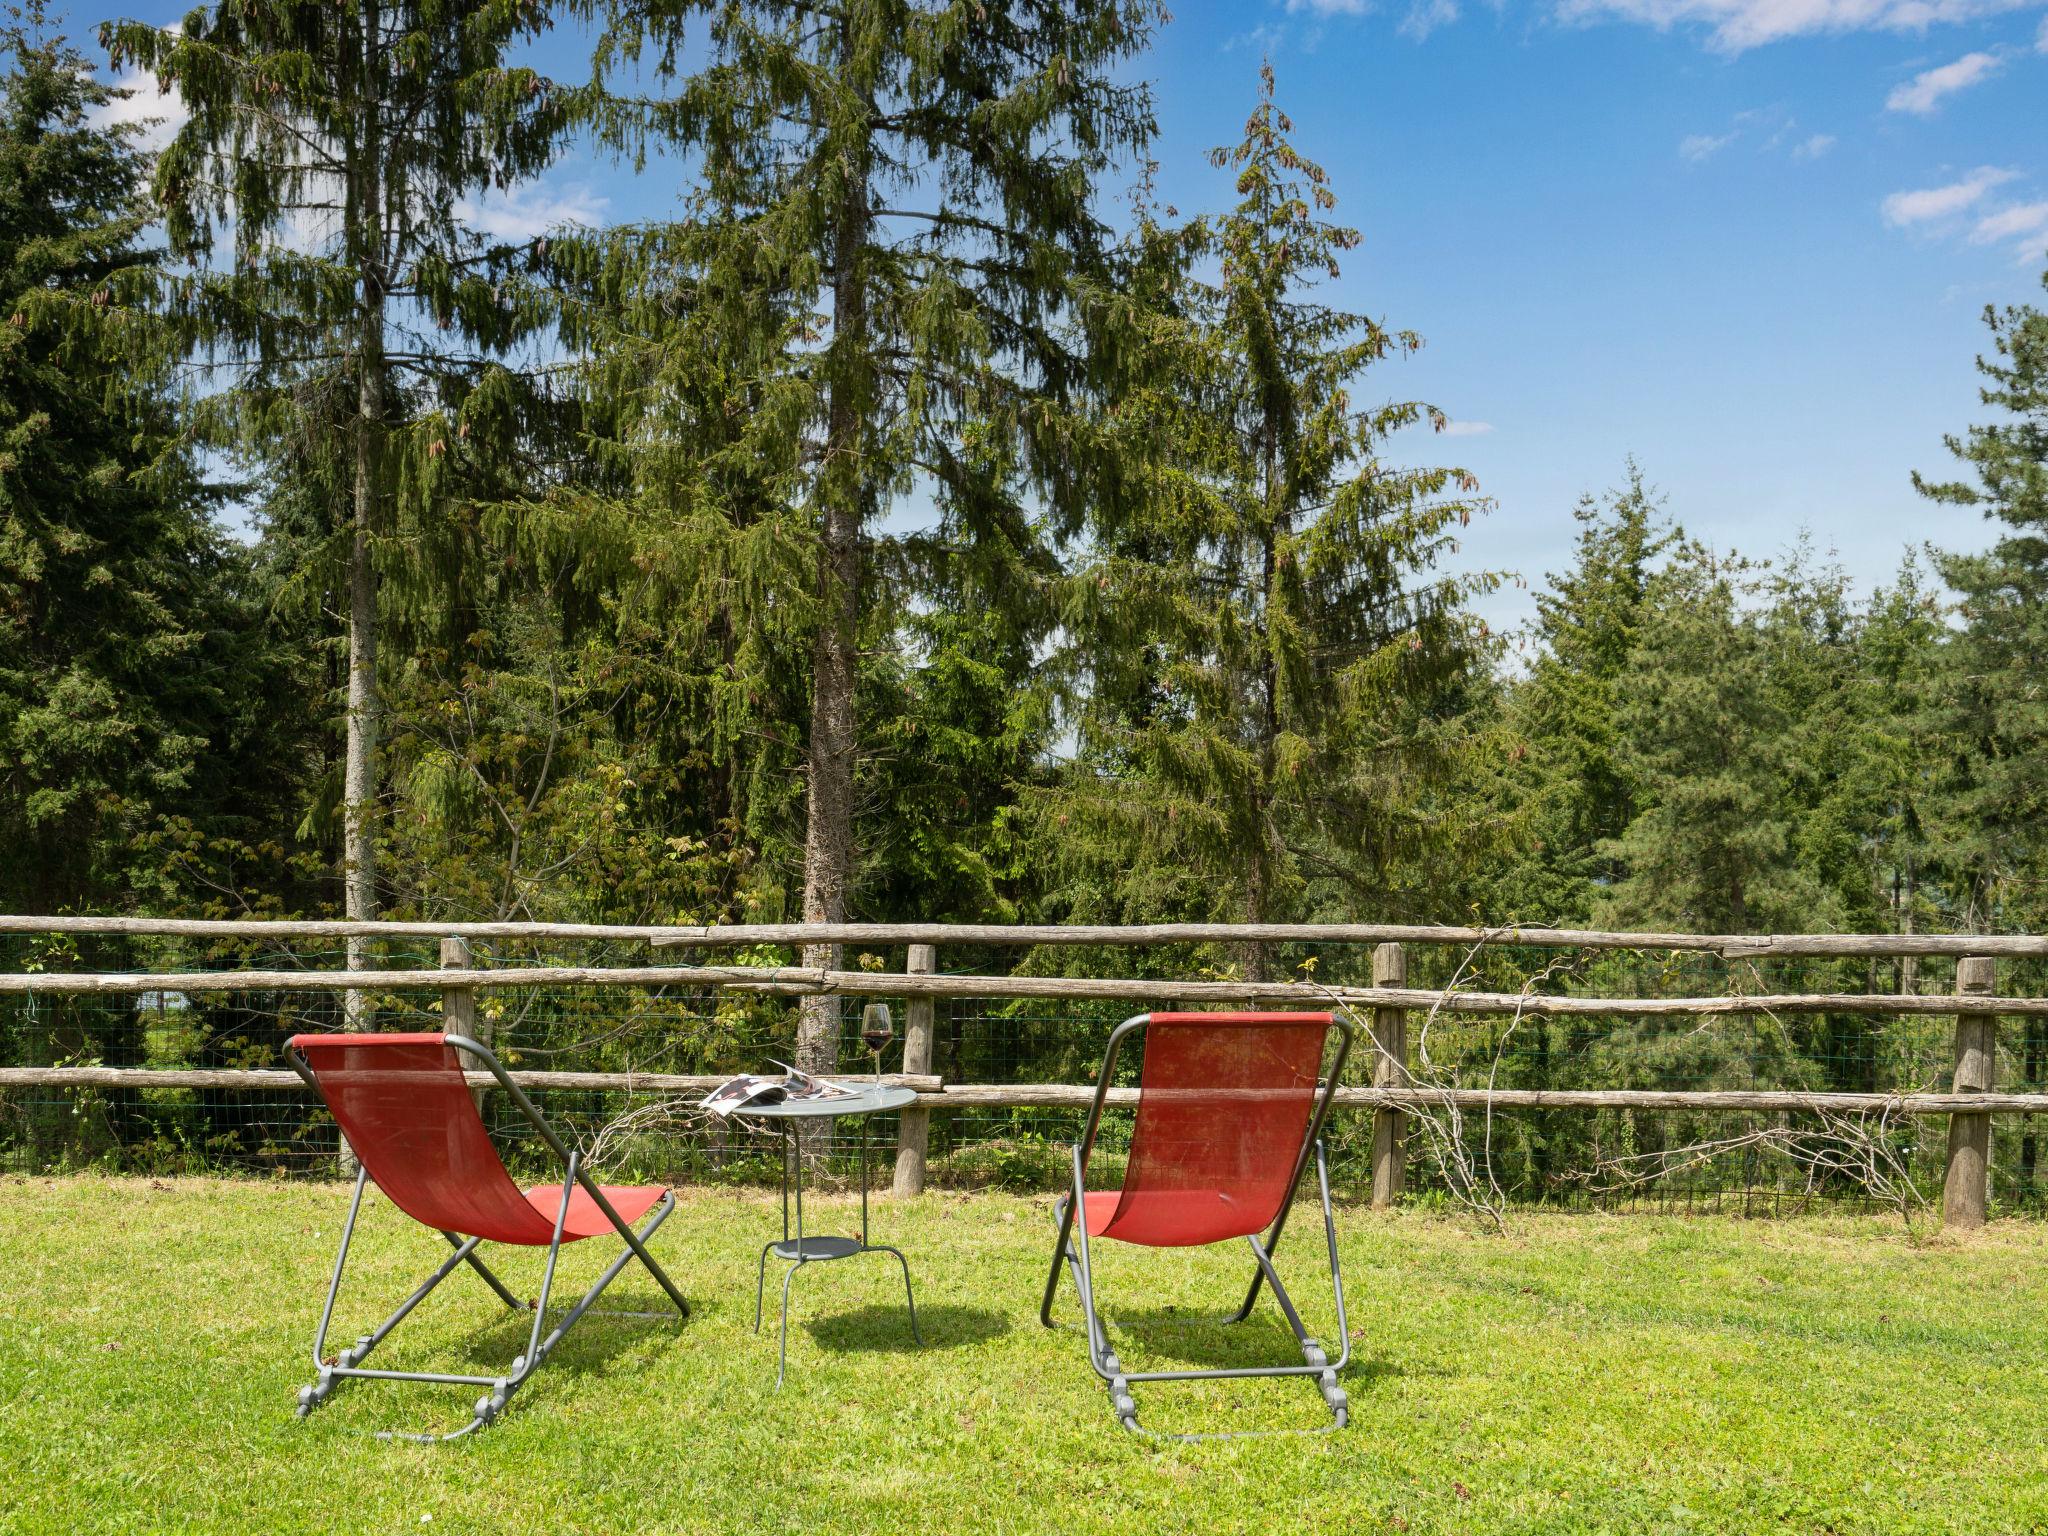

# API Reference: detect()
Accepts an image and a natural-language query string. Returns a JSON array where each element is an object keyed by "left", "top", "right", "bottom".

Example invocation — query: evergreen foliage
[
  {"left": 1917, "top": 272, "right": 2048, "bottom": 932},
  {"left": 100, "top": 0, "right": 576, "bottom": 943},
  {"left": 0, "top": 10, "right": 251, "bottom": 912},
  {"left": 7, "top": 10, "right": 2048, "bottom": 1197},
  {"left": 1047, "top": 68, "right": 1497, "bottom": 968},
  {"left": 574, "top": 0, "right": 1162, "bottom": 1068}
]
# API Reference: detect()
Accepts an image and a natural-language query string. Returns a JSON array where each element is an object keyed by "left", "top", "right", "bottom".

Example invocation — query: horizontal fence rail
[
  {"left": 4, "top": 963, "right": 2045, "bottom": 1018},
  {"left": 8, "top": 1068, "right": 2041, "bottom": 1117},
  {"left": 3, "top": 913, "right": 2046, "bottom": 958},
  {"left": 2, "top": 918, "right": 2040, "bottom": 1222},
  {"left": 0, "top": 1067, "right": 942, "bottom": 1095}
]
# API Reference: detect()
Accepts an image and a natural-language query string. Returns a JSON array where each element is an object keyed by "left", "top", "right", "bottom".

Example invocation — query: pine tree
[
  {"left": 0, "top": 9, "right": 230, "bottom": 912},
  {"left": 1917, "top": 266, "right": 2048, "bottom": 931},
  {"left": 579, "top": 0, "right": 1162, "bottom": 1076},
  {"left": 1599, "top": 542, "right": 1825, "bottom": 933},
  {"left": 1496, "top": 465, "right": 1676, "bottom": 924},
  {"left": 1856, "top": 555, "right": 1947, "bottom": 959},
  {"left": 101, "top": 0, "right": 572, "bottom": 974},
  {"left": 1049, "top": 66, "right": 1495, "bottom": 975}
]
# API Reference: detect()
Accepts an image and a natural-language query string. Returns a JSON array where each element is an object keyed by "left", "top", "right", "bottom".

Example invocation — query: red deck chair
[
  {"left": 286, "top": 1032, "right": 688, "bottom": 1441},
  {"left": 1040, "top": 1010, "right": 1356, "bottom": 1437}
]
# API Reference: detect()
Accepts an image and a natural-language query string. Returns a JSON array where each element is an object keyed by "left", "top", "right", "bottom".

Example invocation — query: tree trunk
[
  {"left": 1242, "top": 394, "right": 1283, "bottom": 984},
  {"left": 337, "top": 4, "right": 386, "bottom": 1175},
  {"left": 794, "top": 40, "right": 870, "bottom": 1165}
]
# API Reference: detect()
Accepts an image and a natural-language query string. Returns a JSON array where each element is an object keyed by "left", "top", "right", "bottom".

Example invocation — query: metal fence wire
[{"left": 3, "top": 932, "right": 2044, "bottom": 1213}]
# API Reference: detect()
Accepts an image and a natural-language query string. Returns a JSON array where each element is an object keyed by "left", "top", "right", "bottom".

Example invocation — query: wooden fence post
[
  {"left": 1370, "top": 941, "right": 1408, "bottom": 1209},
  {"left": 441, "top": 936, "right": 488, "bottom": 1114},
  {"left": 1943, "top": 954, "right": 1998, "bottom": 1228},
  {"left": 893, "top": 943, "right": 937, "bottom": 1197}
]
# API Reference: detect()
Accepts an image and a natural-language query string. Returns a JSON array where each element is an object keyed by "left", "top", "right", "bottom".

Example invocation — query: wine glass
[{"left": 860, "top": 1002, "right": 895, "bottom": 1082}]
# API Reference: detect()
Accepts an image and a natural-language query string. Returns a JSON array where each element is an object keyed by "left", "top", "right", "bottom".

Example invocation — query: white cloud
[
  {"left": 1971, "top": 199, "right": 2048, "bottom": 241},
  {"left": 1680, "top": 130, "right": 1737, "bottom": 162},
  {"left": 1224, "top": 21, "right": 1291, "bottom": 50},
  {"left": 2037, "top": 11, "right": 2048, "bottom": 45},
  {"left": 1886, "top": 50, "right": 2002, "bottom": 113},
  {"left": 455, "top": 182, "right": 608, "bottom": 244},
  {"left": 1400, "top": 0, "right": 1461, "bottom": 36},
  {"left": 1555, "top": 0, "right": 2040, "bottom": 55},
  {"left": 89, "top": 65, "right": 188, "bottom": 154},
  {"left": 1881, "top": 166, "right": 2019, "bottom": 226},
  {"left": 1793, "top": 133, "right": 1838, "bottom": 158},
  {"left": 1439, "top": 419, "right": 1496, "bottom": 436},
  {"left": 1971, "top": 197, "right": 2048, "bottom": 262}
]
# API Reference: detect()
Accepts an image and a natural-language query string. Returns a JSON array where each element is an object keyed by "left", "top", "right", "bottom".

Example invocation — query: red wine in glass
[{"left": 860, "top": 1002, "right": 894, "bottom": 1079}]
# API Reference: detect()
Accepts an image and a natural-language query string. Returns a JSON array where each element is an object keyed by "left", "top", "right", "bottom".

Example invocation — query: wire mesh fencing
[{"left": 3, "top": 930, "right": 2044, "bottom": 1214}]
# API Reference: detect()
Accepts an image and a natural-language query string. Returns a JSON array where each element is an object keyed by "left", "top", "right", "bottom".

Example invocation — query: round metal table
[{"left": 732, "top": 1084, "right": 923, "bottom": 1387}]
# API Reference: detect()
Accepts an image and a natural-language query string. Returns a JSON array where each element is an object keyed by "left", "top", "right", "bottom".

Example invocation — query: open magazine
[{"left": 699, "top": 1062, "right": 858, "bottom": 1117}]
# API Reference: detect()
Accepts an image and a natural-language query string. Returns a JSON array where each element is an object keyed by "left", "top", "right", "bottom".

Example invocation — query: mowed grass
[{"left": 3, "top": 1177, "right": 2047, "bottom": 1535}]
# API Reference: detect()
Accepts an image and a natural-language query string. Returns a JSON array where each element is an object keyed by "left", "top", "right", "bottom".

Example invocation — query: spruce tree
[
  {"left": 1050, "top": 66, "right": 1494, "bottom": 974},
  {"left": 579, "top": 0, "right": 1161, "bottom": 1076},
  {"left": 0, "top": 10, "right": 229, "bottom": 912},
  {"left": 101, "top": 0, "right": 571, "bottom": 974},
  {"left": 1917, "top": 266, "right": 2048, "bottom": 931},
  {"left": 1598, "top": 543, "right": 1825, "bottom": 933},
  {"left": 1495, "top": 466, "right": 1675, "bottom": 924}
]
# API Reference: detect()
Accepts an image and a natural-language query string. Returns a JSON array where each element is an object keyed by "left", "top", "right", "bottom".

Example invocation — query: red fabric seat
[
  {"left": 1086, "top": 1012, "right": 1331, "bottom": 1248},
  {"left": 288, "top": 1032, "right": 668, "bottom": 1246},
  {"left": 526, "top": 1182, "right": 667, "bottom": 1239},
  {"left": 1080, "top": 1189, "right": 1267, "bottom": 1246}
]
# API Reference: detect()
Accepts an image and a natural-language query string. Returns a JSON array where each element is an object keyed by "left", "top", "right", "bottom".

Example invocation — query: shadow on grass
[
  {"left": 438, "top": 1287, "right": 688, "bottom": 1379},
  {"left": 806, "top": 1303, "right": 1010, "bottom": 1354},
  {"left": 1095, "top": 1303, "right": 1395, "bottom": 1385}
]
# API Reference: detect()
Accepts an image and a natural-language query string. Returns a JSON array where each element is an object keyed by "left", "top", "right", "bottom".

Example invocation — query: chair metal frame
[
  {"left": 286, "top": 1033, "right": 689, "bottom": 1442},
  {"left": 1039, "top": 1011, "right": 1357, "bottom": 1438}
]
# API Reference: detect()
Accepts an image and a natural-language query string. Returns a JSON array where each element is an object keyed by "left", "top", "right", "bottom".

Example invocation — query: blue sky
[
  {"left": 91, "top": 0, "right": 2048, "bottom": 631},
  {"left": 1141, "top": 0, "right": 2048, "bottom": 629}
]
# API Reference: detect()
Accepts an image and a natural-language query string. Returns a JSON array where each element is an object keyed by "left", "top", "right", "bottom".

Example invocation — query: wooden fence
[{"left": 0, "top": 917, "right": 2039, "bottom": 1225}]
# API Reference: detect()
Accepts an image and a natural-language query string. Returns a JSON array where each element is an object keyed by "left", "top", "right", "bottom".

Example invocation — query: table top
[{"left": 729, "top": 1083, "right": 919, "bottom": 1120}]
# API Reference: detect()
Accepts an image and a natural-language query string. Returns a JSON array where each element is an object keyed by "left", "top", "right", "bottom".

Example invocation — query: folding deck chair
[
  {"left": 1041, "top": 1010, "right": 1356, "bottom": 1438},
  {"left": 286, "top": 1031, "right": 688, "bottom": 1441}
]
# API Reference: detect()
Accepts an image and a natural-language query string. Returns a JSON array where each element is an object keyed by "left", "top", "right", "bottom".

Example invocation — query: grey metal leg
[
  {"left": 872, "top": 1243, "right": 922, "bottom": 1344},
  {"left": 440, "top": 1230, "right": 523, "bottom": 1310},
  {"left": 755, "top": 1240, "right": 776, "bottom": 1332},
  {"left": 776, "top": 1260, "right": 799, "bottom": 1389}
]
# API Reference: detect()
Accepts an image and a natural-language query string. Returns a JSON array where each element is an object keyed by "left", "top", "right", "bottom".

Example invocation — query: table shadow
[{"left": 806, "top": 1303, "right": 1010, "bottom": 1355}]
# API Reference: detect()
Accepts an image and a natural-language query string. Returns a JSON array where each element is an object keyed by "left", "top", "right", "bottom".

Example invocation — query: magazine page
[
  {"left": 768, "top": 1062, "right": 857, "bottom": 1101},
  {"left": 698, "top": 1074, "right": 785, "bottom": 1117}
]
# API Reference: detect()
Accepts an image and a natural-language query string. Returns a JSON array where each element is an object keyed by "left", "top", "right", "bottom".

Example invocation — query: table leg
[
  {"left": 872, "top": 1242, "right": 922, "bottom": 1344},
  {"left": 776, "top": 1260, "right": 799, "bottom": 1389},
  {"left": 756, "top": 1108, "right": 921, "bottom": 1388},
  {"left": 792, "top": 1123, "right": 805, "bottom": 1248},
  {"left": 754, "top": 1239, "right": 777, "bottom": 1332}
]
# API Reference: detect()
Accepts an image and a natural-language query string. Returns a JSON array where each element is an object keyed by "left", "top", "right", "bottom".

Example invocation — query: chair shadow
[
  {"left": 1097, "top": 1303, "right": 1398, "bottom": 1390},
  {"left": 441, "top": 1286, "right": 687, "bottom": 1379},
  {"left": 806, "top": 1303, "right": 1010, "bottom": 1355}
]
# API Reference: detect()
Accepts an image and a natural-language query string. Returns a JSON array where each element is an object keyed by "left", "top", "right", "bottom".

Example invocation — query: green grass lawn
[{"left": 3, "top": 1176, "right": 2047, "bottom": 1535}]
